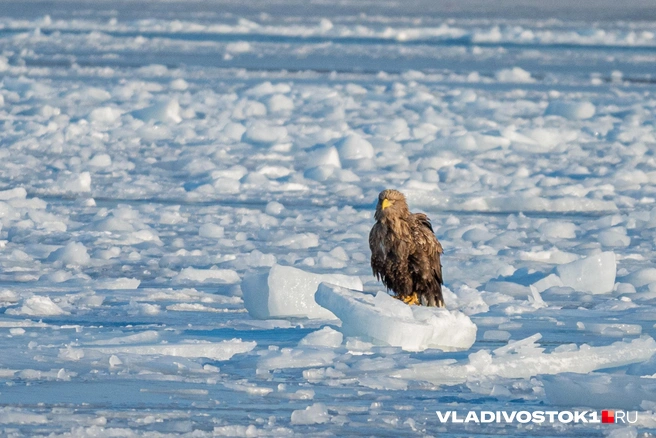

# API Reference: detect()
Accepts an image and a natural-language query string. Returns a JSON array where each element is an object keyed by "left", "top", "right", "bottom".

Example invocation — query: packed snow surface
[
  {"left": 0, "top": 0, "right": 656, "bottom": 436},
  {"left": 316, "top": 283, "right": 477, "bottom": 351}
]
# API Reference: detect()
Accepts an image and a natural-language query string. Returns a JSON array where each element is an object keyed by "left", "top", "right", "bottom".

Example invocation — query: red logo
[{"left": 602, "top": 410, "right": 614, "bottom": 424}]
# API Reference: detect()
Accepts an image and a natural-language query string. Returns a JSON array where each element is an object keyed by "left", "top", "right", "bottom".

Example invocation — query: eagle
[{"left": 369, "top": 189, "right": 444, "bottom": 307}]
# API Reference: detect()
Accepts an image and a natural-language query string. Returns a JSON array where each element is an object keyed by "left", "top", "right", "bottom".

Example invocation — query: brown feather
[{"left": 369, "top": 189, "right": 444, "bottom": 307}]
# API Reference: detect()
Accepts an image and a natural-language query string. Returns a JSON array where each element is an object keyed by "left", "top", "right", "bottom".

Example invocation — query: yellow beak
[{"left": 381, "top": 198, "right": 392, "bottom": 210}]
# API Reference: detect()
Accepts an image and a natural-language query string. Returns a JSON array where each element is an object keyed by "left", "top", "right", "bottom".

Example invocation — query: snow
[
  {"left": 242, "top": 264, "right": 361, "bottom": 319},
  {"left": 316, "top": 283, "right": 477, "bottom": 351},
  {"left": 0, "top": 1, "right": 655, "bottom": 435}
]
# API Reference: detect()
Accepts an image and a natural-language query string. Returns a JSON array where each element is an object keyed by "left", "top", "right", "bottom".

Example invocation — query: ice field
[{"left": 1, "top": 0, "right": 656, "bottom": 436}]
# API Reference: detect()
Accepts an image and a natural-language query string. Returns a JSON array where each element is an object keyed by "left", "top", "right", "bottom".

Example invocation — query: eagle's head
[{"left": 375, "top": 189, "right": 409, "bottom": 221}]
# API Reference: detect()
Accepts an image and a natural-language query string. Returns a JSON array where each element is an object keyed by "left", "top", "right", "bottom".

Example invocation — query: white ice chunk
[
  {"left": 531, "top": 274, "right": 564, "bottom": 293},
  {"left": 0, "top": 188, "right": 27, "bottom": 201},
  {"left": 543, "top": 373, "right": 656, "bottom": 410},
  {"left": 449, "top": 285, "right": 489, "bottom": 315},
  {"left": 198, "top": 223, "right": 225, "bottom": 239},
  {"left": 528, "top": 285, "right": 547, "bottom": 308},
  {"left": 76, "top": 339, "right": 256, "bottom": 361},
  {"left": 48, "top": 242, "right": 91, "bottom": 266},
  {"left": 258, "top": 348, "right": 336, "bottom": 371},
  {"left": 175, "top": 267, "right": 240, "bottom": 284},
  {"left": 538, "top": 221, "right": 576, "bottom": 239},
  {"left": 245, "top": 81, "right": 291, "bottom": 96},
  {"left": 243, "top": 122, "right": 288, "bottom": 144},
  {"left": 394, "top": 336, "right": 656, "bottom": 386},
  {"left": 241, "top": 264, "right": 362, "bottom": 319},
  {"left": 61, "top": 172, "right": 91, "bottom": 193},
  {"left": 579, "top": 322, "right": 642, "bottom": 336},
  {"left": 598, "top": 227, "right": 630, "bottom": 247},
  {"left": 231, "top": 99, "right": 267, "bottom": 119},
  {"left": 545, "top": 101, "right": 596, "bottom": 120},
  {"left": 291, "top": 403, "right": 330, "bottom": 425},
  {"left": 483, "top": 330, "right": 511, "bottom": 341},
  {"left": 40, "top": 270, "right": 73, "bottom": 283},
  {"left": 335, "top": 134, "right": 374, "bottom": 162},
  {"left": 267, "top": 94, "right": 294, "bottom": 112},
  {"left": 298, "top": 326, "right": 343, "bottom": 348},
  {"left": 0, "top": 408, "right": 48, "bottom": 425},
  {"left": 265, "top": 201, "right": 284, "bottom": 216},
  {"left": 169, "top": 78, "right": 188, "bottom": 90},
  {"left": 90, "top": 331, "right": 160, "bottom": 345},
  {"left": 214, "top": 425, "right": 292, "bottom": 436},
  {"left": 0, "top": 290, "right": 19, "bottom": 304},
  {"left": 495, "top": 67, "right": 533, "bottom": 83},
  {"left": 315, "top": 284, "right": 477, "bottom": 351},
  {"left": 555, "top": 251, "right": 616, "bottom": 294},
  {"left": 273, "top": 232, "right": 319, "bottom": 249},
  {"left": 88, "top": 106, "right": 122, "bottom": 124},
  {"left": 221, "top": 122, "right": 246, "bottom": 142},
  {"left": 88, "top": 153, "right": 112, "bottom": 168},
  {"left": 306, "top": 146, "right": 341, "bottom": 169},
  {"left": 132, "top": 99, "right": 182, "bottom": 124},
  {"left": 226, "top": 41, "right": 251, "bottom": 53},
  {"left": 623, "top": 268, "right": 656, "bottom": 288},
  {"left": 96, "top": 278, "right": 140, "bottom": 290},
  {"left": 8, "top": 296, "right": 68, "bottom": 316}
]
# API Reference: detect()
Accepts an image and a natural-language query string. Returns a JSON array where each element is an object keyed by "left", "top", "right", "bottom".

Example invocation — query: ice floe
[
  {"left": 393, "top": 335, "right": 656, "bottom": 386},
  {"left": 242, "top": 264, "right": 362, "bottom": 319},
  {"left": 554, "top": 251, "right": 617, "bottom": 294},
  {"left": 67, "top": 339, "right": 256, "bottom": 361},
  {"left": 315, "top": 283, "right": 477, "bottom": 351}
]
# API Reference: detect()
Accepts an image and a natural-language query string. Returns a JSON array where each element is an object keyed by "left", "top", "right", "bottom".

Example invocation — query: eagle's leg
[{"left": 402, "top": 292, "right": 420, "bottom": 306}]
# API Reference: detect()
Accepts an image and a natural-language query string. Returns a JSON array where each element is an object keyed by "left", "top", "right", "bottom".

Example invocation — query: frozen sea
[{"left": 1, "top": 0, "right": 656, "bottom": 436}]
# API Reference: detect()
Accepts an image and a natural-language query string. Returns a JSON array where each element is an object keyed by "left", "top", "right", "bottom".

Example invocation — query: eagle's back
[{"left": 409, "top": 213, "right": 444, "bottom": 307}]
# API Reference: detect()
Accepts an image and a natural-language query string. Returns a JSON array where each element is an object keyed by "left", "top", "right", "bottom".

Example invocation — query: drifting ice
[
  {"left": 555, "top": 251, "right": 616, "bottom": 294},
  {"left": 545, "top": 101, "right": 596, "bottom": 120},
  {"left": 393, "top": 335, "right": 656, "bottom": 386},
  {"left": 543, "top": 372, "right": 656, "bottom": 410},
  {"left": 72, "top": 339, "right": 256, "bottom": 361},
  {"left": 315, "top": 283, "right": 477, "bottom": 352},
  {"left": 241, "top": 264, "right": 362, "bottom": 319}
]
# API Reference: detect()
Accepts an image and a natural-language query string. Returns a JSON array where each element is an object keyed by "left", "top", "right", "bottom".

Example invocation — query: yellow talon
[{"left": 401, "top": 292, "right": 420, "bottom": 306}]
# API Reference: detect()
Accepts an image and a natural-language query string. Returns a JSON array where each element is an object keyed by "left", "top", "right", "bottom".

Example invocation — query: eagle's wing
[
  {"left": 369, "top": 222, "right": 385, "bottom": 281},
  {"left": 411, "top": 213, "right": 444, "bottom": 306},
  {"left": 370, "top": 219, "right": 413, "bottom": 297}
]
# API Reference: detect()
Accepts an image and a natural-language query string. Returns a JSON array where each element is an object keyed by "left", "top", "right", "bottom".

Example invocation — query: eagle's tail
[{"left": 421, "top": 283, "right": 444, "bottom": 307}]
